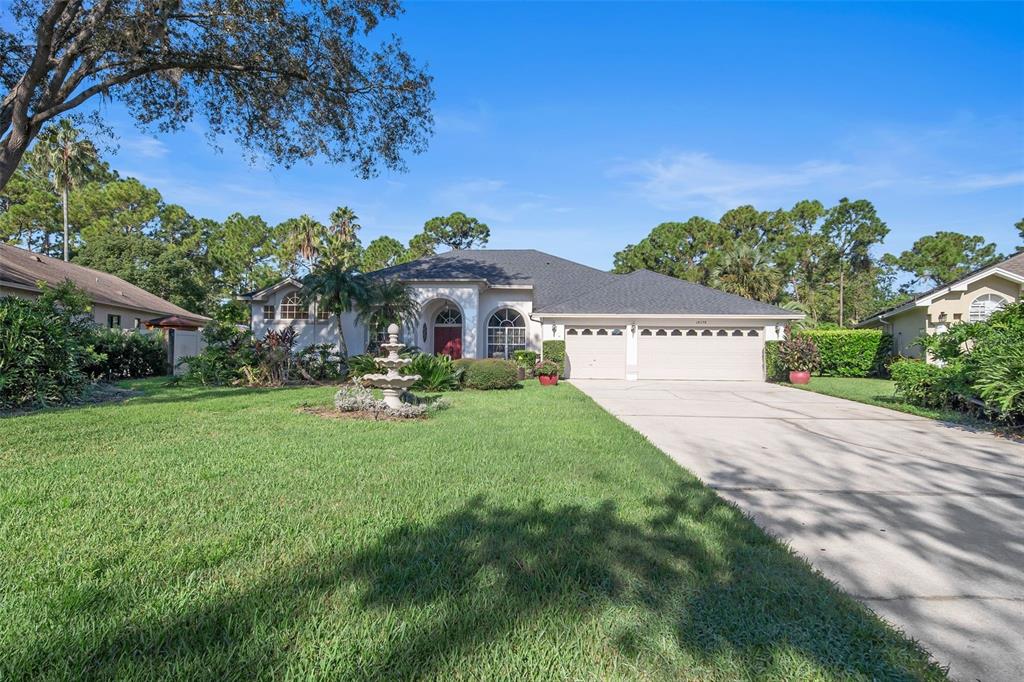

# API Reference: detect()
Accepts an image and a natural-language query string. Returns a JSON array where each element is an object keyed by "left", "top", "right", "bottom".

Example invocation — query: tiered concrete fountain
[{"left": 363, "top": 323, "right": 420, "bottom": 408}]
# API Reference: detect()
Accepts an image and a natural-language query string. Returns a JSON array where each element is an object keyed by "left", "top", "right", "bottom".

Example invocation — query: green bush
[
  {"left": 542, "top": 340, "right": 565, "bottom": 376},
  {"left": 179, "top": 322, "right": 254, "bottom": 385},
  {"left": 797, "top": 329, "right": 891, "bottom": 377},
  {"left": 764, "top": 341, "right": 785, "bottom": 382},
  {"left": 404, "top": 353, "right": 464, "bottom": 392},
  {"left": 86, "top": 329, "right": 165, "bottom": 380},
  {"left": 512, "top": 350, "right": 538, "bottom": 368},
  {"left": 974, "top": 344, "right": 1024, "bottom": 420},
  {"left": 0, "top": 295, "right": 96, "bottom": 409},
  {"left": 462, "top": 358, "right": 520, "bottom": 390},
  {"left": 888, "top": 359, "right": 959, "bottom": 408},
  {"left": 778, "top": 336, "right": 820, "bottom": 373}
]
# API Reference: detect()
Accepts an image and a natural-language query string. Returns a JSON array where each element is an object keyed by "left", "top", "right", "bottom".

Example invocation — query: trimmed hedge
[
  {"left": 889, "top": 358, "right": 959, "bottom": 408},
  {"left": 86, "top": 329, "right": 165, "bottom": 380},
  {"left": 764, "top": 341, "right": 786, "bottom": 382},
  {"left": 461, "top": 359, "right": 520, "bottom": 390},
  {"left": 796, "top": 329, "right": 891, "bottom": 377},
  {"left": 542, "top": 340, "right": 566, "bottom": 377}
]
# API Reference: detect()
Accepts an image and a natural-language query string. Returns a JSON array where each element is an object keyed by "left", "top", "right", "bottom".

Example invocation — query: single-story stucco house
[
  {"left": 858, "top": 249, "right": 1023, "bottom": 358},
  {"left": 240, "top": 249, "right": 802, "bottom": 381},
  {"left": 1, "top": 243, "right": 210, "bottom": 371}
]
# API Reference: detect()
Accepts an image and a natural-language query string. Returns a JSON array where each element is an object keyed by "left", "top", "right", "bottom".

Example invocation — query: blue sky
[{"left": 99, "top": 1, "right": 1023, "bottom": 269}]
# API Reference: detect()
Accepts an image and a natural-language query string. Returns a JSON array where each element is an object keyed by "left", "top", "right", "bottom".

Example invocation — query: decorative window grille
[{"left": 487, "top": 308, "right": 526, "bottom": 359}]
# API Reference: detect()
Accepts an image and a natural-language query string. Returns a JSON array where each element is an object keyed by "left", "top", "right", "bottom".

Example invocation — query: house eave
[{"left": 532, "top": 312, "right": 803, "bottom": 320}]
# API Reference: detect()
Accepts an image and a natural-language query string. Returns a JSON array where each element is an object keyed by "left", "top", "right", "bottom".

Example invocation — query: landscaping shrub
[
  {"left": 778, "top": 336, "right": 821, "bottom": 374},
  {"left": 888, "top": 359, "right": 959, "bottom": 408},
  {"left": 797, "top": 329, "right": 891, "bottom": 377},
  {"left": 344, "top": 353, "right": 381, "bottom": 378},
  {"left": 179, "top": 321, "right": 254, "bottom": 385},
  {"left": 542, "top": 340, "right": 565, "bottom": 376},
  {"left": 462, "top": 358, "right": 520, "bottom": 390},
  {"left": 0, "top": 295, "right": 96, "bottom": 409},
  {"left": 85, "top": 329, "right": 165, "bottom": 380},
  {"left": 404, "top": 353, "right": 464, "bottom": 391},
  {"left": 512, "top": 350, "right": 538, "bottom": 368},
  {"left": 764, "top": 340, "right": 785, "bottom": 382},
  {"left": 534, "top": 359, "right": 559, "bottom": 376},
  {"left": 294, "top": 344, "right": 345, "bottom": 381}
]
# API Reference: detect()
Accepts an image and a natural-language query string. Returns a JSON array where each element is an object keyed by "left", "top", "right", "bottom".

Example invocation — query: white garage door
[
  {"left": 565, "top": 327, "right": 626, "bottom": 379},
  {"left": 638, "top": 327, "right": 763, "bottom": 381}
]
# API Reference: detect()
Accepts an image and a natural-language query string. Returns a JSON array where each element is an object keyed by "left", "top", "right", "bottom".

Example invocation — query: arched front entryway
[{"left": 433, "top": 306, "right": 463, "bottom": 358}]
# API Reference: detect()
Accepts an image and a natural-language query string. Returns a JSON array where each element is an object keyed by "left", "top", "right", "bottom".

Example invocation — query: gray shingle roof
[
  {"left": 535, "top": 268, "right": 796, "bottom": 316},
  {"left": 0, "top": 244, "right": 209, "bottom": 322},
  {"left": 370, "top": 249, "right": 798, "bottom": 317},
  {"left": 369, "top": 249, "right": 617, "bottom": 310}
]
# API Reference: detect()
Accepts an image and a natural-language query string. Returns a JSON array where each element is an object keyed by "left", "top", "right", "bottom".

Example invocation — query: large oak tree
[{"left": 0, "top": 0, "right": 434, "bottom": 190}]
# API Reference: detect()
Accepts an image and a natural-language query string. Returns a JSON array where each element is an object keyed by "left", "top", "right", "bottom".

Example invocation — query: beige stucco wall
[
  {"left": 927, "top": 274, "right": 1020, "bottom": 329},
  {"left": 0, "top": 284, "right": 38, "bottom": 300},
  {"left": 872, "top": 273, "right": 1020, "bottom": 359}
]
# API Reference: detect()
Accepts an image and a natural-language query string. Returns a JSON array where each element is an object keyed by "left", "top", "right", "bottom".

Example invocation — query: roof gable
[{"left": 860, "top": 250, "right": 1024, "bottom": 324}]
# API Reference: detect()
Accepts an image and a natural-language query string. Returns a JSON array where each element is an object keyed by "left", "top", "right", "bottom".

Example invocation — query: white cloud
[
  {"left": 117, "top": 135, "right": 169, "bottom": 159},
  {"left": 613, "top": 152, "right": 850, "bottom": 209}
]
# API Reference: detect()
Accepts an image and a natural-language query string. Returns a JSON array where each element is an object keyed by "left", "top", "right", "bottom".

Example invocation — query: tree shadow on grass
[{"left": 11, "top": 481, "right": 944, "bottom": 680}]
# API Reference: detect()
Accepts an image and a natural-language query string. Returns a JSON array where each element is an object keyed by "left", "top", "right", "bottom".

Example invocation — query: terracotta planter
[
  {"left": 789, "top": 370, "right": 811, "bottom": 385},
  {"left": 538, "top": 374, "right": 558, "bottom": 386}
]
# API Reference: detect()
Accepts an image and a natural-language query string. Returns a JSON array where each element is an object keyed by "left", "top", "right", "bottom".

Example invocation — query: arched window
[
  {"left": 747, "top": 329, "right": 759, "bottom": 337},
  {"left": 611, "top": 328, "right": 623, "bottom": 336},
  {"left": 487, "top": 308, "right": 526, "bottom": 359},
  {"left": 640, "top": 329, "right": 652, "bottom": 336},
  {"left": 566, "top": 328, "right": 579, "bottom": 335},
  {"left": 686, "top": 330, "right": 698, "bottom": 336},
  {"left": 435, "top": 308, "right": 462, "bottom": 326},
  {"left": 716, "top": 329, "right": 728, "bottom": 337},
  {"left": 732, "top": 330, "right": 744, "bottom": 336},
  {"left": 596, "top": 329, "right": 608, "bottom": 336},
  {"left": 581, "top": 328, "right": 593, "bottom": 336},
  {"left": 279, "top": 293, "right": 305, "bottom": 320},
  {"left": 313, "top": 301, "right": 330, "bottom": 321},
  {"left": 655, "top": 329, "right": 668, "bottom": 336},
  {"left": 969, "top": 294, "right": 1007, "bottom": 322},
  {"left": 701, "top": 330, "right": 713, "bottom": 336},
  {"left": 671, "top": 329, "right": 683, "bottom": 336}
]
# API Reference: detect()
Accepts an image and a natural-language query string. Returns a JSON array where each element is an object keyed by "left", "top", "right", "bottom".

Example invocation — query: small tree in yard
[
  {"left": 301, "top": 266, "right": 365, "bottom": 359},
  {"left": 0, "top": 0, "right": 434, "bottom": 191}
]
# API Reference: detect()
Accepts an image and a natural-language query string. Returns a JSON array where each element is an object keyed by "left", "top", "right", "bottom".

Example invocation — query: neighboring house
[
  {"left": 0, "top": 243, "right": 210, "bottom": 373},
  {"left": 858, "top": 250, "right": 1024, "bottom": 358},
  {"left": 240, "top": 249, "right": 801, "bottom": 381}
]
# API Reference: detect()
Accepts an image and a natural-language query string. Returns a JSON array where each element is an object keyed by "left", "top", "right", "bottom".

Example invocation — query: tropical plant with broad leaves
[{"left": 354, "top": 278, "right": 420, "bottom": 334}]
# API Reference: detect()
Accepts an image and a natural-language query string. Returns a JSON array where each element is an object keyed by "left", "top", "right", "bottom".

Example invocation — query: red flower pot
[
  {"left": 538, "top": 374, "right": 558, "bottom": 386},
  {"left": 789, "top": 370, "right": 811, "bottom": 385}
]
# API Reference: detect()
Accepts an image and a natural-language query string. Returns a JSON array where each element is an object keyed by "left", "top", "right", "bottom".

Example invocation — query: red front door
[{"left": 434, "top": 327, "right": 462, "bottom": 359}]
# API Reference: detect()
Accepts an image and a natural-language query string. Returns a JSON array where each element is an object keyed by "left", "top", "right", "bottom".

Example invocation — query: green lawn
[
  {"left": 789, "top": 376, "right": 983, "bottom": 425},
  {"left": 0, "top": 380, "right": 945, "bottom": 680}
]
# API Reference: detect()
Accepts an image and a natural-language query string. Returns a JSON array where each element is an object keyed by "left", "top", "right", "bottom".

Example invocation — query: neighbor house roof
[
  {"left": 0, "top": 244, "right": 209, "bottom": 323},
  {"left": 240, "top": 249, "right": 801, "bottom": 318},
  {"left": 858, "top": 250, "right": 1024, "bottom": 326}
]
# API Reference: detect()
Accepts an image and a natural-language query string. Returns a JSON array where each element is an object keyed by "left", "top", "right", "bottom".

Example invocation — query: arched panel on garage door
[
  {"left": 565, "top": 327, "right": 626, "bottom": 379},
  {"left": 638, "top": 328, "right": 763, "bottom": 380}
]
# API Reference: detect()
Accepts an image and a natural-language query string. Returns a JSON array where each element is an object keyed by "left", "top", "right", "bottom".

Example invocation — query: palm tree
[
  {"left": 282, "top": 214, "right": 327, "bottom": 274},
  {"left": 354, "top": 279, "right": 421, "bottom": 341},
  {"left": 301, "top": 264, "right": 365, "bottom": 357},
  {"left": 36, "top": 120, "right": 100, "bottom": 261},
  {"left": 321, "top": 206, "right": 362, "bottom": 268},
  {"left": 711, "top": 243, "right": 782, "bottom": 303}
]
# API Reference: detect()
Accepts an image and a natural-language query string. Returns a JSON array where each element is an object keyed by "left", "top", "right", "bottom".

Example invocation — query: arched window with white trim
[
  {"left": 969, "top": 293, "right": 1007, "bottom": 322},
  {"left": 279, "top": 293, "right": 305, "bottom": 321},
  {"left": 487, "top": 308, "right": 526, "bottom": 359}
]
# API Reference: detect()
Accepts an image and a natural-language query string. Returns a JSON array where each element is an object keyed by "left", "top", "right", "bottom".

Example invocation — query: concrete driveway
[{"left": 572, "top": 379, "right": 1024, "bottom": 682}]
